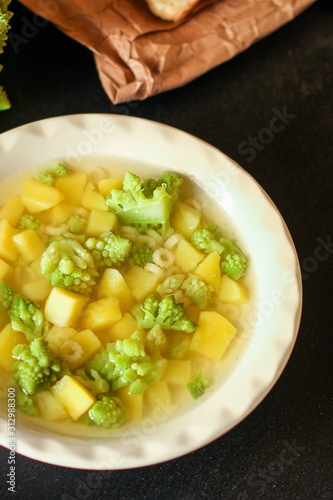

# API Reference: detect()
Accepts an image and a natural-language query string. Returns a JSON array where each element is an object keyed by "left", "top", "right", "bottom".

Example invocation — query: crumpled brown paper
[{"left": 20, "top": 0, "right": 315, "bottom": 103}]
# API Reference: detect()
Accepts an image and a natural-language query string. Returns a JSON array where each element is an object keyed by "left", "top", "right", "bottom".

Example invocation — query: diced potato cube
[
  {"left": 61, "top": 329, "right": 102, "bottom": 371},
  {"left": 45, "top": 287, "right": 88, "bottom": 327},
  {"left": 0, "top": 220, "right": 18, "bottom": 262},
  {"left": 109, "top": 312, "right": 138, "bottom": 341},
  {"left": 174, "top": 239, "right": 204, "bottom": 273},
  {"left": 190, "top": 311, "right": 237, "bottom": 361},
  {"left": 125, "top": 265, "right": 162, "bottom": 302},
  {"left": 85, "top": 209, "right": 118, "bottom": 237},
  {"left": 117, "top": 386, "right": 143, "bottom": 421},
  {"left": 55, "top": 171, "right": 87, "bottom": 206},
  {"left": 21, "top": 179, "right": 64, "bottom": 213},
  {"left": 0, "top": 258, "right": 12, "bottom": 281},
  {"left": 218, "top": 274, "right": 249, "bottom": 304},
  {"left": 35, "top": 391, "right": 69, "bottom": 421},
  {"left": 13, "top": 229, "right": 45, "bottom": 262},
  {"left": 97, "top": 268, "right": 133, "bottom": 310},
  {"left": 145, "top": 380, "right": 171, "bottom": 409},
  {"left": 21, "top": 279, "right": 52, "bottom": 302},
  {"left": 163, "top": 360, "right": 192, "bottom": 385},
  {"left": 0, "top": 324, "right": 27, "bottom": 372},
  {"left": 81, "top": 182, "right": 108, "bottom": 211},
  {"left": 0, "top": 195, "right": 25, "bottom": 226},
  {"left": 98, "top": 177, "right": 123, "bottom": 197},
  {"left": 194, "top": 251, "right": 221, "bottom": 293},
  {"left": 47, "top": 201, "right": 73, "bottom": 224},
  {"left": 171, "top": 202, "right": 201, "bottom": 239},
  {"left": 44, "top": 325, "right": 77, "bottom": 353},
  {"left": 51, "top": 375, "right": 95, "bottom": 420},
  {"left": 80, "top": 297, "right": 122, "bottom": 332}
]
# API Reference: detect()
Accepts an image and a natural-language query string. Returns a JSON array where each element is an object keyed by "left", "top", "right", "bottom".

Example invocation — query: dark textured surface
[{"left": 0, "top": 0, "right": 332, "bottom": 498}]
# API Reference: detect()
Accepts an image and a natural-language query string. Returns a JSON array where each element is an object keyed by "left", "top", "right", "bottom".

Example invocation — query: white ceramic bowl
[{"left": 0, "top": 114, "right": 302, "bottom": 469}]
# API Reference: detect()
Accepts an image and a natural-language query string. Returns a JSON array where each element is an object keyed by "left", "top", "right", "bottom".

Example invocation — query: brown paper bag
[{"left": 20, "top": 0, "right": 315, "bottom": 103}]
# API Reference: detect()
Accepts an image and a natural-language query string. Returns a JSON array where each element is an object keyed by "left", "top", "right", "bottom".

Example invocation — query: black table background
[{"left": 0, "top": 1, "right": 332, "bottom": 498}]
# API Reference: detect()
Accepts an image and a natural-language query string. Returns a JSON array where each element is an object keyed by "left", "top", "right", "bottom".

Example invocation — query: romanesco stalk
[
  {"left": 40, "top": 238, "right": 98, "bottom": 295},
  {"left": 156, "top": 274, "right": 185, "bottom": 295},
  {"left": 106, "top": 171, "right": 183, "bottom": 235},
  {"left": 12, "top": 339, "right": 62, "bottom": 395},
  {"left": 85, "top": 231, "right": 131, "bottom": 268},
  {"left": 132, "top": 294, "right": 198, "bottom": 333},
  {"left": 74, "top": 369, "right": 109, "bottom": 396},
  {"left": 191, "top": 228, "right": 224, "bottom": 255}
]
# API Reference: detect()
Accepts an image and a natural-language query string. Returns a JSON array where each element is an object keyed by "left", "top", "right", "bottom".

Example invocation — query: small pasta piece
[
  {"left": 164, "top": 233, "right": 181, "bottom": 251},
  {"left": 59, "top": 341, "right": 83, "bottom": 364},
  {"left": 144, "top": 262, "right": 164, "bottom": 277},
  {"left": 153, "top": 248, "right": 174, "bottom": 269},
  {"left": 44, "top": 223, "right": 68, "bottom": 235},
  {"left": 164, "top": 227, "right": 174, "bottom": 239},
  {"left": 119, "top": 225, "right": 140, "bottom": 241},
  {"left": 72, "top": 207, "right": 89, "bottom": 218},
  {"left": 173, "top": 289, "right": 192, "bottom": 307},
  {"left": 184, "top": 197, "right": 202, "bottom": 211},
  {"left": 146, "top": 229, "right": 164, "bottom": 246},
  {"left": 165, "top": 265, "right": 183, "bottom": 278},
  {"left": 89, "top": 167, "right": 107, "bottom": 184},
  {"left": 138, "top": 234, "right": 157, "bottom": 249}
]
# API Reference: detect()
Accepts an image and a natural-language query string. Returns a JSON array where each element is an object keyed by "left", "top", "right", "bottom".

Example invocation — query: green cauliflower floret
[
  {"left": 181, "top": 274, "right": 214, "bottom": 309},
  {"left": 0, "top": 280, "right": 14, "bottom": 310},
  {"left": 86, "top": 331, "right": 158, "bottom": 395},
  {"left": 40, "top": 238, "right": 98, "bottom": 295},
  {"left": 187, "top": 371, "right": 209, "bottom": 400},
  {"left": 48, "top": 232, "right": 86, "bottom": 244},
  {"left": 191, "top": 228, "right": 224, "bottom": 255},
  {"left": 88, "top": 395, "right": 128, "bottom": 429},
  {"left": 156, "top": 274, "right": 185, "bottom": 295},
  {"left": 68, "top": 216, "right": 86, "bottom": 235},
  {"left": 0, "top": 2, "right": 13, "bottom": 111},
  {"left": 12, "top": 339, "right": 62, "bottom": 395},
  {"left": 128, "top": 242, "right": 153, "bottom": 267},
  {"left": 106, "top": 171, "right": 183, "bottom": 235},
  {"left": 74, "top": 368, "right": 109, "bottom": 396},
  {"left": 16, "top": 389, "right": 37, "bottom": 416},
  {"left": 36, "top": 162, "right": 71, "bottom": 186},
  {"left": 19, "top": 215, "right": 40, "bottom": 231},
  {"left": 220, "top": 239, "right": 247, "bottom": 280},
  {"left": 132, "top": 294, "right": 198, "bottom": 333},
  {"left": 85, "top": 231, "right": 131, "bottom": 268},
  {"left": 10, "top": 294, "right": 45, "bottom": 342}
]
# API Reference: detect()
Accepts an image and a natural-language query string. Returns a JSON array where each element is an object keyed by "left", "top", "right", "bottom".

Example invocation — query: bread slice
[{"left": 146, "top": 0, "right": 201, "bottom": 21}]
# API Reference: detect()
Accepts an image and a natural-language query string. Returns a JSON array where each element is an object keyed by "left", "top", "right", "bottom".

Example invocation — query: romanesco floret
[
  {"left": 156, "top": 274, "right": 185, "bottom": 295},
  {"left": 86, "top": 331, "right": 158, "bottom": 395},
  {"left": 0, "top": 280, "right": 14, "bottom": 310},
  {"left": 36, "top": 162, "right": 71, "bottom": 186},
  {"left": 132, "top": 294, "right": 198, "bottom": 333},
  {"left": 85, "top": 231, "right": 131, "bottom": 268},
  {"left": 10, "top": 294, "right": 45, "bottom": 342},
  {"left": 106, "top": 171, "right": 183, "bottom": 235},
  {"left": 147, "top": 324, "right": 167, "bottom": 353},
  {"left": 74, "top": 368, "right": 109, "bottom": 396},
  {"left": 220, "top": 239, "right": 247, "bottom": 280},
  {"left": 16, "top": 389, "right": 37, "bottom": 416},
  {"left": 12, "top": 339, "right": 62, "bottom": 395},
  {"left": 181, "top": 274, "right": 214, "bottom": 309},
  {"left": 68, "top": 216, "right": 86, "bottom": 235},
  {"left": 40, "top": 238, "right": 98, "bottom": 295},
  {"left": 19, "top": 215, "right": 40, "bottom": 231},
  {"left": 187, "top": 371, "right": 209, "bottom": 400},
  {"left": 88, "top": 395, "right": 128, "bottom": 429},
  {"left": 48, "top": 232, "right": 86, "bottom": 244},
  {"left": 128, "top": 242, "right": 153, "bottom": 267},
  {"left": 191, "top": 228, "right": 224, "bottom": 255}
]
